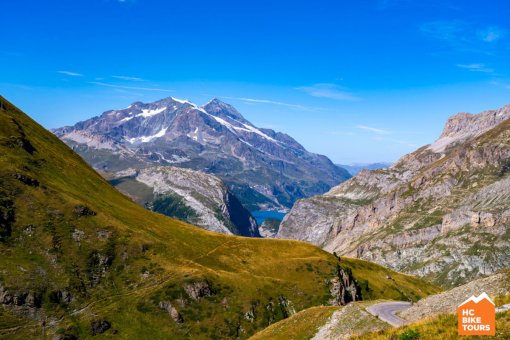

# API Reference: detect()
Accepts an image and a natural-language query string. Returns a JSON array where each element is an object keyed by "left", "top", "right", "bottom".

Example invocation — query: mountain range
[
  {"left": 53, "top": 97, "right": 350, "bottom": 212},
  {"left": 278, "top": 103, "right": 510, "bottom": 287},
  {"left": 0, "top": 96, "right": 437, "bottom": 339}
]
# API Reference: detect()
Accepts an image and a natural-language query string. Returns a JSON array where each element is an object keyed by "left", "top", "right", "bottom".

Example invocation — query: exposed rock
[
  {"left": 73, "top": 205, "right": 96, "bottom": 218},
  {"left": 96, "top": 229, "right": 111, "bottom": 240},
  {"left": 158, "top": 301, "right": 184, "bottom": 323},
  {"left": 90, "top": 319, "right": 111, "bottom": 335},
  {"left": 87, "top": 251, "right": 114, "bottom": 286},
  {"left": 183, "top": 281, "right": 214, "bottom": 300},
  {"left": 72, "top": 229, "right": 84, "bottom": 242},
  {"left": 6, "top": 135, "right": 36, "bottom": 154},
  {"left": 49, "top": 289, "right": 73, "bottom": 304},
  {"left": 0, "top": 283, "right": 41, "bottom": 308},
  {"left": 329, "top": 266, "right": 362, "bottom": 306},
  {"left": 244, "top": 309, "right": 256, "bottom": 322},
  {"left": 12, "top": 172, "right": 39, "bottom": 187},
  {"left": 279, "top": 104, "right": 510, "bottom": 287},
  {"left": 258, "top": 218, "right": 281, "bottom": 238},
  {"left": 113, "top": 166, "right": 259, "bottom": 236},
  {"left": 277, "top": 295, "right": 296, "bottom": 318}
]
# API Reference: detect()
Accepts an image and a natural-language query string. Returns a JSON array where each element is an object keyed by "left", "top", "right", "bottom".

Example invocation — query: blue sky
[{"left": 2, "top": 0, "right": 510, "bottom": 163}]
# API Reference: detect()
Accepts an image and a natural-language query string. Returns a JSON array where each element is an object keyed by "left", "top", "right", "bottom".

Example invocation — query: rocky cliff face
[
  {"left": 278, "top": 104, "right": 510, "bottom": 287},
  {"left": 53, "top": 97, "right": 350, "bottom": 210},
  {"left": 108, "top": 166, "right": 259, "bottom": 236}
]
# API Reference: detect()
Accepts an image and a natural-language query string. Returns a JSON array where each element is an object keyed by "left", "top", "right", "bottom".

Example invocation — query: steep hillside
[
  {"left": 250, "top": 271, "right": 509, "bottom": 340},
  {"left": 249, "top": 302, "right": 388, "bottom": 340},
  {"left": 0, "top": 97, "right": 436, "bottom": 339},
  {"left": 53, "top": 97, "right": 350, "bottom": 210},
  {"left": 279, "top": 104, "right": 510, "bottom": 287},
  {"left": 107, "top": 166, "right": 259, "bottom": 236}
]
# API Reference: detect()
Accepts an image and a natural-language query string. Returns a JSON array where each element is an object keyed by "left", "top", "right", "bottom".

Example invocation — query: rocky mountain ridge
[
  {"left": 278, "top": 103, "right": 510, "bottom": 287},
  {"left": 53, "top": 97, "right": 350, "bottom": 210},
  {"left": 108, "top": 166, "right": 259, "bottom": 236}
]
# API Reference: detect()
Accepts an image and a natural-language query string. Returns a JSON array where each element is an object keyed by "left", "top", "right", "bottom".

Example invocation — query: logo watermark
[{"left": 458, "top": 292, "right": 495, "bottom": 336}]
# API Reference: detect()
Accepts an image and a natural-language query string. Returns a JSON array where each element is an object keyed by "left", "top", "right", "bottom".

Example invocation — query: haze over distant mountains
[
  {"left": 336, "top": 162, "right": 392, "bottom": 176},
  {"left": 53, "top": 97, "right": 350, "bottom": 211}
]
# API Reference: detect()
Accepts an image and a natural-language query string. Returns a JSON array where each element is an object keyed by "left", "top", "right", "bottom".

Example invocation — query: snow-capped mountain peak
[{"left": 53, "top": 96, "right": 351, "bottom": 209}]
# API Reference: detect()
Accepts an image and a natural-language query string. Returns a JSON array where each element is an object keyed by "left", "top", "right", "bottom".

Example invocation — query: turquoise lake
[{"left": 251, "top": 210, "right": 287, "bottom": 225}]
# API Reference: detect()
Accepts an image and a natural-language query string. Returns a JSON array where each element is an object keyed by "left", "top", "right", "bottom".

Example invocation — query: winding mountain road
[{"left": 366, "top": 301, "right": 412, "bottom": 326}]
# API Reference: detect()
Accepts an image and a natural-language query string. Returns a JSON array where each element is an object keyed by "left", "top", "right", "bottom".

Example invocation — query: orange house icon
[{"left": 458, "top": 292, "right": 495, "bottom": 336}]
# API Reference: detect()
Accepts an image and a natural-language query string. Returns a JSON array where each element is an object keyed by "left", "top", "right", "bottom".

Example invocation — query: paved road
[
  {"left": 366, "top": 301, "right": 412, "bottom": 326},
  {"left": 497, "top": 303, "right": 510, "bottom": 313}
]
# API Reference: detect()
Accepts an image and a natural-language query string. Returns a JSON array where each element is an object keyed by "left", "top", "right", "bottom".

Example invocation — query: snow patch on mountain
[
  {"left": 138, "top": 106, "right": 167, "bottom": 118},
  {"left": 127, "top": 127, "right": 168, "bottom": 144},
  {"left": 205, "top": 112, "right": 278, "bottom": 143},
  {"left": 170, "top": 96, "right": 192, "bottom": 105}
]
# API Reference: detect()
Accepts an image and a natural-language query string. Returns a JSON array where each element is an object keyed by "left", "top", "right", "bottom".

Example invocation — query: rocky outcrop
[
  {"left": 0, "top": 284, "right": 42, "bottom": 309},
  {"left": 0, "top": 282, "right": 43, "bottom": 320},
  {"left": 110, "top": 166, "right": 259, "bottom": 236},
  {"left": 258, "top": 218, "right": 281, "bottom": 238},
  {"left": 53, "top": 97, "right": 350, "bottom": 210},
  {"left": 183, "top": 281, "right": 214, "bottom": 301},
  {"left": 159, "top": 301, "right": 184, "bottom": 323},
  {"left": 329, "top": 264, "right": 362, "bottom": 306},
  {"left": 279, "top": 104, "right": 510, "bottom": 287},
  {"left": 73, "top": 205, "right": 96, "bottom": 218},
  {"left": 90, "top": 319, "right": 111, "bottom": 335}
]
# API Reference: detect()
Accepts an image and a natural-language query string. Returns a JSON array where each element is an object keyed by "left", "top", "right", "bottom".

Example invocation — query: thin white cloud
[
  {"left": 456, "top": 63, "right": 495, "bottom": 73},
  {"left": 420, "top": 20, "right": 465, "bottom": 41},
  {"left": 221, "top": 96, "right": 311, "bottom": 110},
  {"left": 477, "top": 26, "right": 506, "bottom": 43},
  {"left": 297, "top": 83, "right": 360, "bottom": 101},
  {"left": 372, "top": 135, "right": 416, "bottom": 147},
  {"left": 356, "top": 125, "right": 391, "bottom": 135},
  {"left": 90, "top": 81, "right": 174, "bottom": 92},
  {"left": 57, "top": 71, "right": 83, "bottom": 77},
  {"left": 112, "top": 75, "right": 145, "bottom": 81},
  {"left": 420, "top": 21, "right": 506, "bottom": 54}
]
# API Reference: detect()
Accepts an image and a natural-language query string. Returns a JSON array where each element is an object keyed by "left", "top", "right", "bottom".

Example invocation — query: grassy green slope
[
  {"left": 0, "top": 97, "right": 437, "bottom": 339},
  {"left": 248, "top": 257, "right": 442, "bottom": 340},
  {"left": 249, "top": 306, "right": 340, "bottom": 340},
  {"left": 249, "top": 301, "right": 391, "bottom": 340},
  {"left": 340, "top": 257, "right": 440, "bottom": 302}
]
